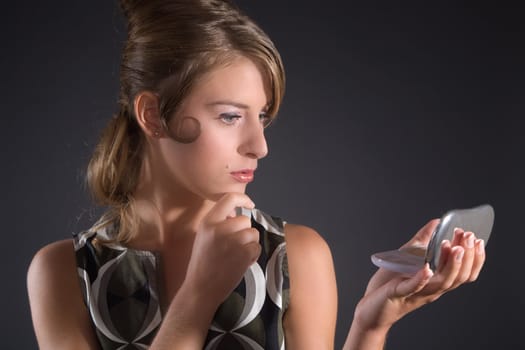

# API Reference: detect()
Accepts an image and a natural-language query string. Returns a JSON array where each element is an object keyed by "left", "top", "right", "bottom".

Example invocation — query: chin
[{"left": 205, "top": 185, "right": 248, "bottom": 201}]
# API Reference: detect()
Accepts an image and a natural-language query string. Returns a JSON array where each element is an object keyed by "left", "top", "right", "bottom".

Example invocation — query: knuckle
[
  {"left": 240, "top": 215, "right": 252, "bottom": 226},
  {"left": 250, "top": 227, "right": 259, "bottom": 239},
  {"left": 428, "top": 294, "right": 442, "bottom": 304},
  {"left": 477, "top": 253, "right": 487, "bottom": 263},
  {"left": 468, "top": 272, "right": 480, "bottom": 282},
  {"left": 456, "top": 273, "right": 469, "bottom": 285},
  {"left": 243, "top": 228, "right": 259, "bottom": 243},
  {"left": 438, "top": 279, "right": 454, "bottom": 292},
  {"left": 420, "top": 295, "right": 437, "bottom": 305},
  {"left": 446, "top": 278, "right": 458, "bottom": 289}
]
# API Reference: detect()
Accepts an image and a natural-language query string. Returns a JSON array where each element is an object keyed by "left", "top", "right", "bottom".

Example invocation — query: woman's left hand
[{"left": 353, "top": 219, "right": 486, "bottom": 332}]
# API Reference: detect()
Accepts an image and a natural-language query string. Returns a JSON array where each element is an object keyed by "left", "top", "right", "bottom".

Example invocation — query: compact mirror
[{"left": 371, "top": 204, "right": 495, "bottom": 274}]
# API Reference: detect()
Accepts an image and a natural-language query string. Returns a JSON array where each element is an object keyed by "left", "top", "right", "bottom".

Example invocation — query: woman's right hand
[
  {"left": 182, "top": 192, "right": 261, "bottom": 305},
  {"left": 148, "top": 193, "right": 261, "bottom": 349}
]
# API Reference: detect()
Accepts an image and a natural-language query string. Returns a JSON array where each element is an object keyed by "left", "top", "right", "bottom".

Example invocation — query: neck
[
  {"left": 124, "top": 146, "right": 218, "bottom": 251},
  {"left": 127, "top": 183, "right": 215, "bottom": 251}
]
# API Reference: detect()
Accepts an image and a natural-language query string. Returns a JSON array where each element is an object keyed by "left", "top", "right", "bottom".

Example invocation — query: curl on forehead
[{"left": 120, "top": 0, "right": 285, "bottom": 141}]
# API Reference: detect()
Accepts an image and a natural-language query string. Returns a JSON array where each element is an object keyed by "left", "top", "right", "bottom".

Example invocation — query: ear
[{"left": 134, "top": 91, "right": 164, "bottom": 138}]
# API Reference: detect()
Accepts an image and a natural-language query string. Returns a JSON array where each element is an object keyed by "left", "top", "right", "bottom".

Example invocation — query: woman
[{"left": 27, "top": 0, "right": 485, "bottom": 349}]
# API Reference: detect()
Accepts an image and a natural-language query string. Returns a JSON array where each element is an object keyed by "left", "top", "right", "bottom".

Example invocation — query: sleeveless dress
[{"left": 73, "top": 208, "right": 290, "bottom": 350}]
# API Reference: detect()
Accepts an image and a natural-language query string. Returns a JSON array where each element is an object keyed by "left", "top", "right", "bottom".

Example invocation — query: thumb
[
  {"left": 401, "top": 219, "right": 440, "bottom": 249},
  {"left": 393, "top": 264, "right": 433, "bottom": 298}
]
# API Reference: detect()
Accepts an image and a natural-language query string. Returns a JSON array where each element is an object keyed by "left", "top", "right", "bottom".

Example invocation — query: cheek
[
  {"left": 193, "top": 131, "right": 237, "bottom": 162},
  {"left": 158, "top": 122, "right": 241, "bottom": 176},
  {"left": 167, "top": 116, "right": 201, "bottom": 143},
  {"left": 159, "top": 135, "right": 231, "bottom": 174}
]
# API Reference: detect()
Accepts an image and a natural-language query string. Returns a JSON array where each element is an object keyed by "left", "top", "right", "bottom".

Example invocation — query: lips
[{"left": 230, "top": 169, "right": 255, "bottom": 183}]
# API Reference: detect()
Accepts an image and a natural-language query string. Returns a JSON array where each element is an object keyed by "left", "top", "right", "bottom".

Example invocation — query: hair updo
[{"left": 86, "top": 0, "right": 285, "bottom": 242}]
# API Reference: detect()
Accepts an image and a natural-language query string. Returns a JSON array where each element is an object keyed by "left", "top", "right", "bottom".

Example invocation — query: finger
[
  {"left": 241, "top": 241, "right": 262, "bottom": 265},
  {"left": 393, "top": 264, "right": 433, "bottom": 298},
  {"left": 215, "top": 215, "right": 252, "bottom": 235},
  {"left": 454, "top": 231, "right": 476, "bottom": 284},
  {"left": 433, "top": 246, "right": 464, "bottom": 292},
  {"left": 205, "top": 193, "right": 255, "bottom": 224},
  {"left": 401, "top": 218, "right": 440, "bottom": 249},
  {"left": 232, "top": 227, "right": 260, "bottom": 246},
  {"left": 451, "top": 228, "right": 464, "bottom": 247},
  {"left": 469, "top": 239, "right": 486, "bottom": 281}
]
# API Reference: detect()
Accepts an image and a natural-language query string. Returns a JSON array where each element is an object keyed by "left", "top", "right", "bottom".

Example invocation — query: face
[{"left": 155, "top": 56, "right": 270, "bottom": 202}]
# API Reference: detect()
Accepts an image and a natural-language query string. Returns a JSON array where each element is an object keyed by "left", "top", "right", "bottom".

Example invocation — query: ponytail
[{"left": 86, "top": 107, "right": 143, "bottom": 242}]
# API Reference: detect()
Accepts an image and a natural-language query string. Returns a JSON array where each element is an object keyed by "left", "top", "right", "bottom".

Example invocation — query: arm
[
  {"left": 147, "top": 284, "right": 219, "bottom": 349},
  {"left": 27, "top": 239, "right": 227, "bottom": 350},
  {"left": 27, "top": 240, "right": 223, "bottom": 350},
  {"left": 147, "top": 193, "right": 261, "bottom": 349},
  {"left": 283, "top": 224, "right": 338, "bottom": 350},
  {"left": 28, "top": 195, "right": 260, "bottom": 350},
  {"left": 343, "top": 219, "right": 486, "bottom": 350},
  {"left": 27, "top": 240, "right": 100, "bottom": 350}
]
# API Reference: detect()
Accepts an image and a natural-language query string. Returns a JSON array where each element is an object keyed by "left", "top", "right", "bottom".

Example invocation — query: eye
[
  {"left": 259, "top": 112, "right": 273, "bottom": 128},
  {"left": 220, "top": 113, "right": 242, "bottom": 125}
]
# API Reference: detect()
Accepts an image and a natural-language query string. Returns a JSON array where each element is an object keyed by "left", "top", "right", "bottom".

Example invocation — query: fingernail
[
  {"left": 466, "top": 233, "right": 474, "bottom": 248},
  {"left": 456, "top": 247, "right": 465, "bottom": 261},
  {"left": 454, "top": 230, "right": 464, "bottom": 242},
  {"left": 476, "top": 239, "right": 485, "bottom": 254}
]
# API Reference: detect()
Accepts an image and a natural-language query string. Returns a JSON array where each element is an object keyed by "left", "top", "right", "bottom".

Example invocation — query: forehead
[{"left": 185, "top": 56, "right": 270, "bottom": 108}]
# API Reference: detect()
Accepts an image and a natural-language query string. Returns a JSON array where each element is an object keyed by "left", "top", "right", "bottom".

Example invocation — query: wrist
[
  {"left": 343, "top": 319, "right": 390, "bottom": 350},
  {"left": 351, "top": 315, "right": 391, "bottom": 338},
  {"left": 342, "top": 302, "right": 392, "bottom": 350},
  {"left": 149, "top": 283, "right": 221, "bottom": 349},
  {"left": 354, "top": 296, "right": 394, "bottom": 332},
  {"left": 175, "top": 281, "right": 221, "bottom": 319}
]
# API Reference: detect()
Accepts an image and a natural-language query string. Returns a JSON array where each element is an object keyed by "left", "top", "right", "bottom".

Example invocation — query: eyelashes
[
  {"left": 219, "top": 112, "right": 273, "bottom": 128},
  {"left": 219, "top": 112, "right": 242, "bottom": 125},
  {"left": 259, "top": 112, "right": 273, "bottom": 128}
]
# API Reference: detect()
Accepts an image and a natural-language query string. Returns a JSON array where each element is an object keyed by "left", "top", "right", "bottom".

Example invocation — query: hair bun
[{"left": 119, "top": 0, "right": 144, "bottom": 20}]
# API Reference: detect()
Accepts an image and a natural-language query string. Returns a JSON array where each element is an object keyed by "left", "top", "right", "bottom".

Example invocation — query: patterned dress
[{"left": 74, "top": 208, "right": 290, "bottom": 350}]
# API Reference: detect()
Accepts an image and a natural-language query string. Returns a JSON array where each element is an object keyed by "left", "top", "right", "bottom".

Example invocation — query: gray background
[{"left": 3, "top": 0, "right": 524, "bottom": 348}]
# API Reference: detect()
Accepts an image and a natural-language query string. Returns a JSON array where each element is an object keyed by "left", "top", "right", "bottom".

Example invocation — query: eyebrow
[{"left": 205, "top": 100, "right": 269, "bottom": 111}]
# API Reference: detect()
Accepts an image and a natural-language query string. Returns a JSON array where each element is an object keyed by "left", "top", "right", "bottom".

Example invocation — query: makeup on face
[
  {"left": 230, "top": 169, "right": 255, "bottom": 183},
  {"left": 165, "top": 116, "right": 201, "bottom": 143},
  {"left": 207, "top": 100, "right": 271, "bottom": 128}
]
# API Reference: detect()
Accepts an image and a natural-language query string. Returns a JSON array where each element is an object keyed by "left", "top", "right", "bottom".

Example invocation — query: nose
[{"left": 238, "top": 118, "right": 268, "bottom": 159}]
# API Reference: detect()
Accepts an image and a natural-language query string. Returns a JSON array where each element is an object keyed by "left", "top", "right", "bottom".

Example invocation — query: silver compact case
[{"left": 371, "top": 204, "right": 495, "bottom": 275}]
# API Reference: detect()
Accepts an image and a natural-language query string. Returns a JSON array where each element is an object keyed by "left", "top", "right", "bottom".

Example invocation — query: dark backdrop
[{"left": 3, "top": 1, "right": 524, "bottom": 348}]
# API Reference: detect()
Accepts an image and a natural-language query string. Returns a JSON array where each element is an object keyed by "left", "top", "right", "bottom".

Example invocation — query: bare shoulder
[
  {"left": 284, "top": 223, "right": 332, "bottom": 260},
  {"left": 283, "top": 223, "right": 335, "bottom": 290},
  {"left": 283, "top": 224, "right": 337, "bottom": 349},
  {"left": 27, "top": 239, "right": 98, "bottom": 349},
  {"left": 27, "top": 239, "right": 78, "bottom": 291},
  {"left": 29, "top": 239, "right": 75, "bottom": 268},
  {"left": 27, "top": 239, "right": 80, "bottom": 320}
]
